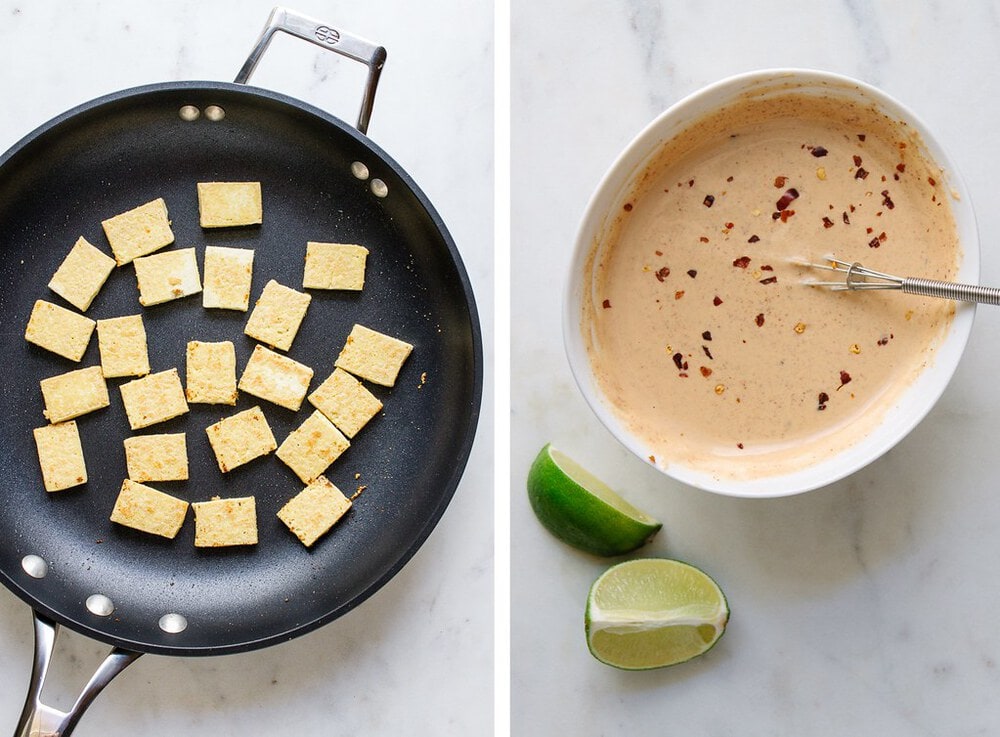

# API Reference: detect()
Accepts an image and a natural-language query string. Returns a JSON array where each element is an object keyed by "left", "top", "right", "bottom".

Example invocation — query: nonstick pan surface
[{"left": 0, "top": 81, "right": 482, "bottom": 656}]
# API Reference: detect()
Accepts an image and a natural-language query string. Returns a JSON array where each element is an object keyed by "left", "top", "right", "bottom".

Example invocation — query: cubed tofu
[
  {"left": 119, "top": 368, "right": 189, "bottom": 430},
  {"left": 308, "top": 367, "right": 383, "bottom": 438},
  {"left": 123, "top": 433, "right": 188, "bottom": 482},
  {"left": 237, "top": 344, "right": 313, "bottom": 411},
  {"left": 25, "top": 299, "right": 95, "bottom": 362},
  {"left": 275, "top": 410, "right": 350, "bottom": 483},
  {"left": 277, "top": 476, "right": 352, "bottom": 547},
  {"left": 39, "top": 366, "right": 109, "bottom": 423},
  {"left": 203, "top": 246, "right": 254, "bottom": 311},
  {"left": 133, "top": 247, "right": 202, "bottom": 306},
  {"left": 243, "top": 279, "right": 311, "bottom": 351},
  {"left": 47, "top": 236, "right": 115, "bottom": 312},
  {"left": 334, "top": 324, "right": 413, "bottom": 387},
  {"left": 185, "top": 340, "right": 237, "bottom": 405},
  {"left": 197, "top": 182, "right": 263, "bottom": 228},
  {"left": 192, "top": 496, "right": 258, "bottom": 547},
  {"left": 110, "top": 479, "right": 188, "bottom": 539},
  {"left": 205, "top": 406, "right": 276, "bottom": 472},
  {"left": 96, "top": 314, "right": 150, "bottom": 378},
  {"left": 101, "top": 198, "right": 174, "bottom": 266},
  {"left": 33, "top": 421, "right": 87, "bottom": 492},
  {"left": 302, "top": 242, "right": 368, "bottom": 291}
]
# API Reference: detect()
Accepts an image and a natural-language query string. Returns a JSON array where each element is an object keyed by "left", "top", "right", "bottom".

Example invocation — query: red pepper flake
[
  {"left": 842, "top": 211, "right": 851, "bottom": 225},
  {"left": 857, "top": 134, "right": 866, "bottom": 141},
  {"left": 755, "top": 313, "right": 765, "bottom": 327},
  {"left": 726, "top": 175, "right": 734, "bottom": 182},
  {"left": 776, "top": 188, "right": 799, "bottom": 211},
  {"left": 868, "top": 237, "right": 880, "bottom": 248},
  {"left": 702, "top": 330, "right": 713, "bottom": 341},
  {"left": 748, "top": 234, "right": 760, "bottom": 243},
  {"left": 881, "top": 190, "right": 895, "bottom": 209},
  {"left": 878, "top": 231, "right": 887, "bottom": 242},
  {"left": 702, "top": 345, "right": 714, "bottom": 360},
  {"left": 838, "top": 370, "right": 852, "bottom": 388},
  {"left": 877, "top": 335, "right": 891, "bottom": 346},
  {"left": 703, "top": 194, "right": 715, "bottom": 207},
  {"left": 687, "top": 269, "right": 698, "bottom": 278},
  {"left": 699, "top": 236, "right": 710, "bottom": 243},
  {"left": 855, "top": 167, "right": 869, "bottom": 180},
  {"left": 737, "top": 442, "right": 744, "bottom": 449},
  {"left": 733, "top": 256, "right": 751, "bottom": 268},
  {"left": 672, "top": 353, "right": 688, "bottom": 371},
  {"left": 623, "top": 202, "right": 633, "bottom": 212},
  {"left": 817, "top": 391, "right": 830, "bottom": 410},
  {"left": 602, "top": 299, "right": 611, "bottom": 309},
  {"left": 759, "top": 276, "right": 778, "bottom": 285},
  {"left": 896, "top": 163, "right": 906, "bottom": 173},
  {"left": 688, "top": 179, "right": 695, "bottom": 187},
  {"left": 779, "top": 209, "right": 795, "bottom": 222},
  {"left": 700, "top": 366, "right": 713, "bottom": 378},
  {"left": 771, "top": 211, "right": 781, "bottom": 220},
  {"left": 674, "top": 290, "right": 685, "bottom": 300},
  {"left": 853, "top": 155, "right": 863, "bottom": 167},
  {"left": 811, "top": 146, "right": 829, "bottom": 157},
  {"left": 774, "top": 175, "right": 787, "bottom": 188},
  {"left": 761, "top": 264, "right": 773, "bottom": 271},
  {"left": 713, "top": 295, "right": 723, "bottom": 306},
  {"left": 866, "top": 227, "right": 873, "bottom": 234},
  {"left": 649, "top": 455, "right": 656, "bottom": 463},
  {"left": 655, "top": 266, "right": 670, "bottom": 282},
  {"left": 724, "top": 221, "right": 735, "bottom": 229},
  {"left": 822, "top": 216, "right": 834, "bottom": 228},
  {"left": 928, "top": 176, "right": 936, "bottom": 186},
  {"left": 655, "top": 250, "right": 663, "bottom": 256}
]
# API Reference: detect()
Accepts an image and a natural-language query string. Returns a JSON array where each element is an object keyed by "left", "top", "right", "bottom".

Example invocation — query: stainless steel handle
[
  {"left": 234, "top": 6, "right": 387, "bottom": 135},
  {"left": 901, "top": 277, "right": 1000, "bottom": 305},
  {"left": 14, "top": 612, "right": 141, "bottom": 737}
]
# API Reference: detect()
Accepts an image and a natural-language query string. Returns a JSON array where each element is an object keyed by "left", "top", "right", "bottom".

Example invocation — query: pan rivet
[
  {"left": 178, "top": 105, "right": 200, "bottom": 121},
  {"left": 21, "top": 554, "right": 48, "bottom": 579},
  {"left": 370, "top": 178, "right": 388, "bottom": 198},
  {"left": 351, "top": 161, "right": 370, "bottom": 180},
  {"left": 86, "top": 594, "right": 114, "bottom": 617},
  {"left": 159, "top": 612, "right": 188, "bottom": 634},
  {"left": 205, "top": 105, "right": 226, "bottom": 122}
]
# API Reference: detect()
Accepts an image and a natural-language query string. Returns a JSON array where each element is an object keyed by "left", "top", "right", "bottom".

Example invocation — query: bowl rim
[{"left": 563, "top": 67, "right": 980, "bottom": 498}]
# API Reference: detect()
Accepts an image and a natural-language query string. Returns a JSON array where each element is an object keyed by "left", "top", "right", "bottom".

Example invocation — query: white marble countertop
[
  {"left": 512, "top": 1, "right": 1000, "bottom": 734},
  {"left": 0, "top": 2, "right": 493, "bottom": 736}
]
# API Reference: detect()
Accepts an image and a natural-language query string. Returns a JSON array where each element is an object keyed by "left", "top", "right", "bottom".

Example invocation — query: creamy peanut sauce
[{"left": 583, "top": 89, "right": 960, "bottom": 482}]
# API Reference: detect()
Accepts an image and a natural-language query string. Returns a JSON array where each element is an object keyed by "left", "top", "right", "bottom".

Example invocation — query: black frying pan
[{"left": 0, "top": 8, "right": 482, "bottom": 735}]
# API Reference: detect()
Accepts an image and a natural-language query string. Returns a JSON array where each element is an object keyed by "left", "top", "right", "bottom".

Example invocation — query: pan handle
[
  {"left": 234, "top": 6, "right": 387, "bottom": 135},
  {"left": 14, "top": 612, "right": 141, "bottom": 737}
]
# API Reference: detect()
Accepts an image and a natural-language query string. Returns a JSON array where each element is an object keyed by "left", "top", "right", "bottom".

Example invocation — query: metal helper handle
[
  {"left": 15, "top": 612, "right": 141, "bottom": 737},
  {"left": 234, "top": 6, "right": 387, "bottom": 135}
]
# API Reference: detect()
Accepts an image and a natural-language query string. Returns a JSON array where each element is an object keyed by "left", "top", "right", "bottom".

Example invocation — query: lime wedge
[
  {"left": 527, "top": 443, "right": 661, "bottom": 556},
  {"left": 585, "top": 558, "right": 729, "bottom": 669}
]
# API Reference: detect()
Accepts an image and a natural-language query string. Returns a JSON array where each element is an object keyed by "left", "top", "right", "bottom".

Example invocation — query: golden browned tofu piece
[
  {"left": 101, "top": 198, "right": 174, "bottom": 266},
  {"left": 204, "top": 406, "right": 276, "bottom": 472},
  {"left": 133, "top": 248, "right": 202, "bottom": 306},
  {"left": 119, "top": 368, "right": 189, "bottom": 430},
  {"left": 96, "top": 314, "right": 150, "bottom": 378},
  {"left": 275, "top": 410, "right": 350, "bottom": 483},
  {"left": 110, "top": 479, "right": 188, "bottom": 539},
  {"left": 308, "top": 367, "right": 383, "bottom": 438},
  {"left": 243, "top": 279, "right": 311, "bottom": 351},
  {"left": 197, "top": 182, "right": 263, "bottom": 228},
  {"left": 302, "top": 242, "right": 368, "bottom": 291},
  {"left": 47, "top": 236, "right": 115, "bottom": 312},
  {"left": 185, "top": 340, "right": 237, "bottom": 405},
  {"left": 334, "top": 324, "right": 413, "bottom": 387},
  {"left": 277, "top": 476, "right": 352, "bottom": 547},
  {"left": 39, "top": 366, "right": 109, "bottom": 423},
  {"left": 33, "top": 421, "right": 87, "bottom": 492},
  {"left": 238, "top": 344, "right": 313, "bottom": 411},
  {"left": 203, "top": 246, "right": 254, "bottom": 311},
  {"left": 193, "top": 496, "right": 258, "bottom": 547},
  {"left": 123, "top": 433, "right": 188, "bottom": 482},
  {"left": 25, "top": 299, "right": 95, "bottom": 362}
]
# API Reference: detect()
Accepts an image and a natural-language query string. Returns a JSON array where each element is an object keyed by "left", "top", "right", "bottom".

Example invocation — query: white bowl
[{"left": 564, "top": 69, "right": 979, "bottom": 497}]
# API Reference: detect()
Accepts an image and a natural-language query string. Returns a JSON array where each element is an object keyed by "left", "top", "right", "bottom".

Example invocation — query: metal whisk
[{"left": 798, "top": 256, "right": 1000, "bottom": 305}]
